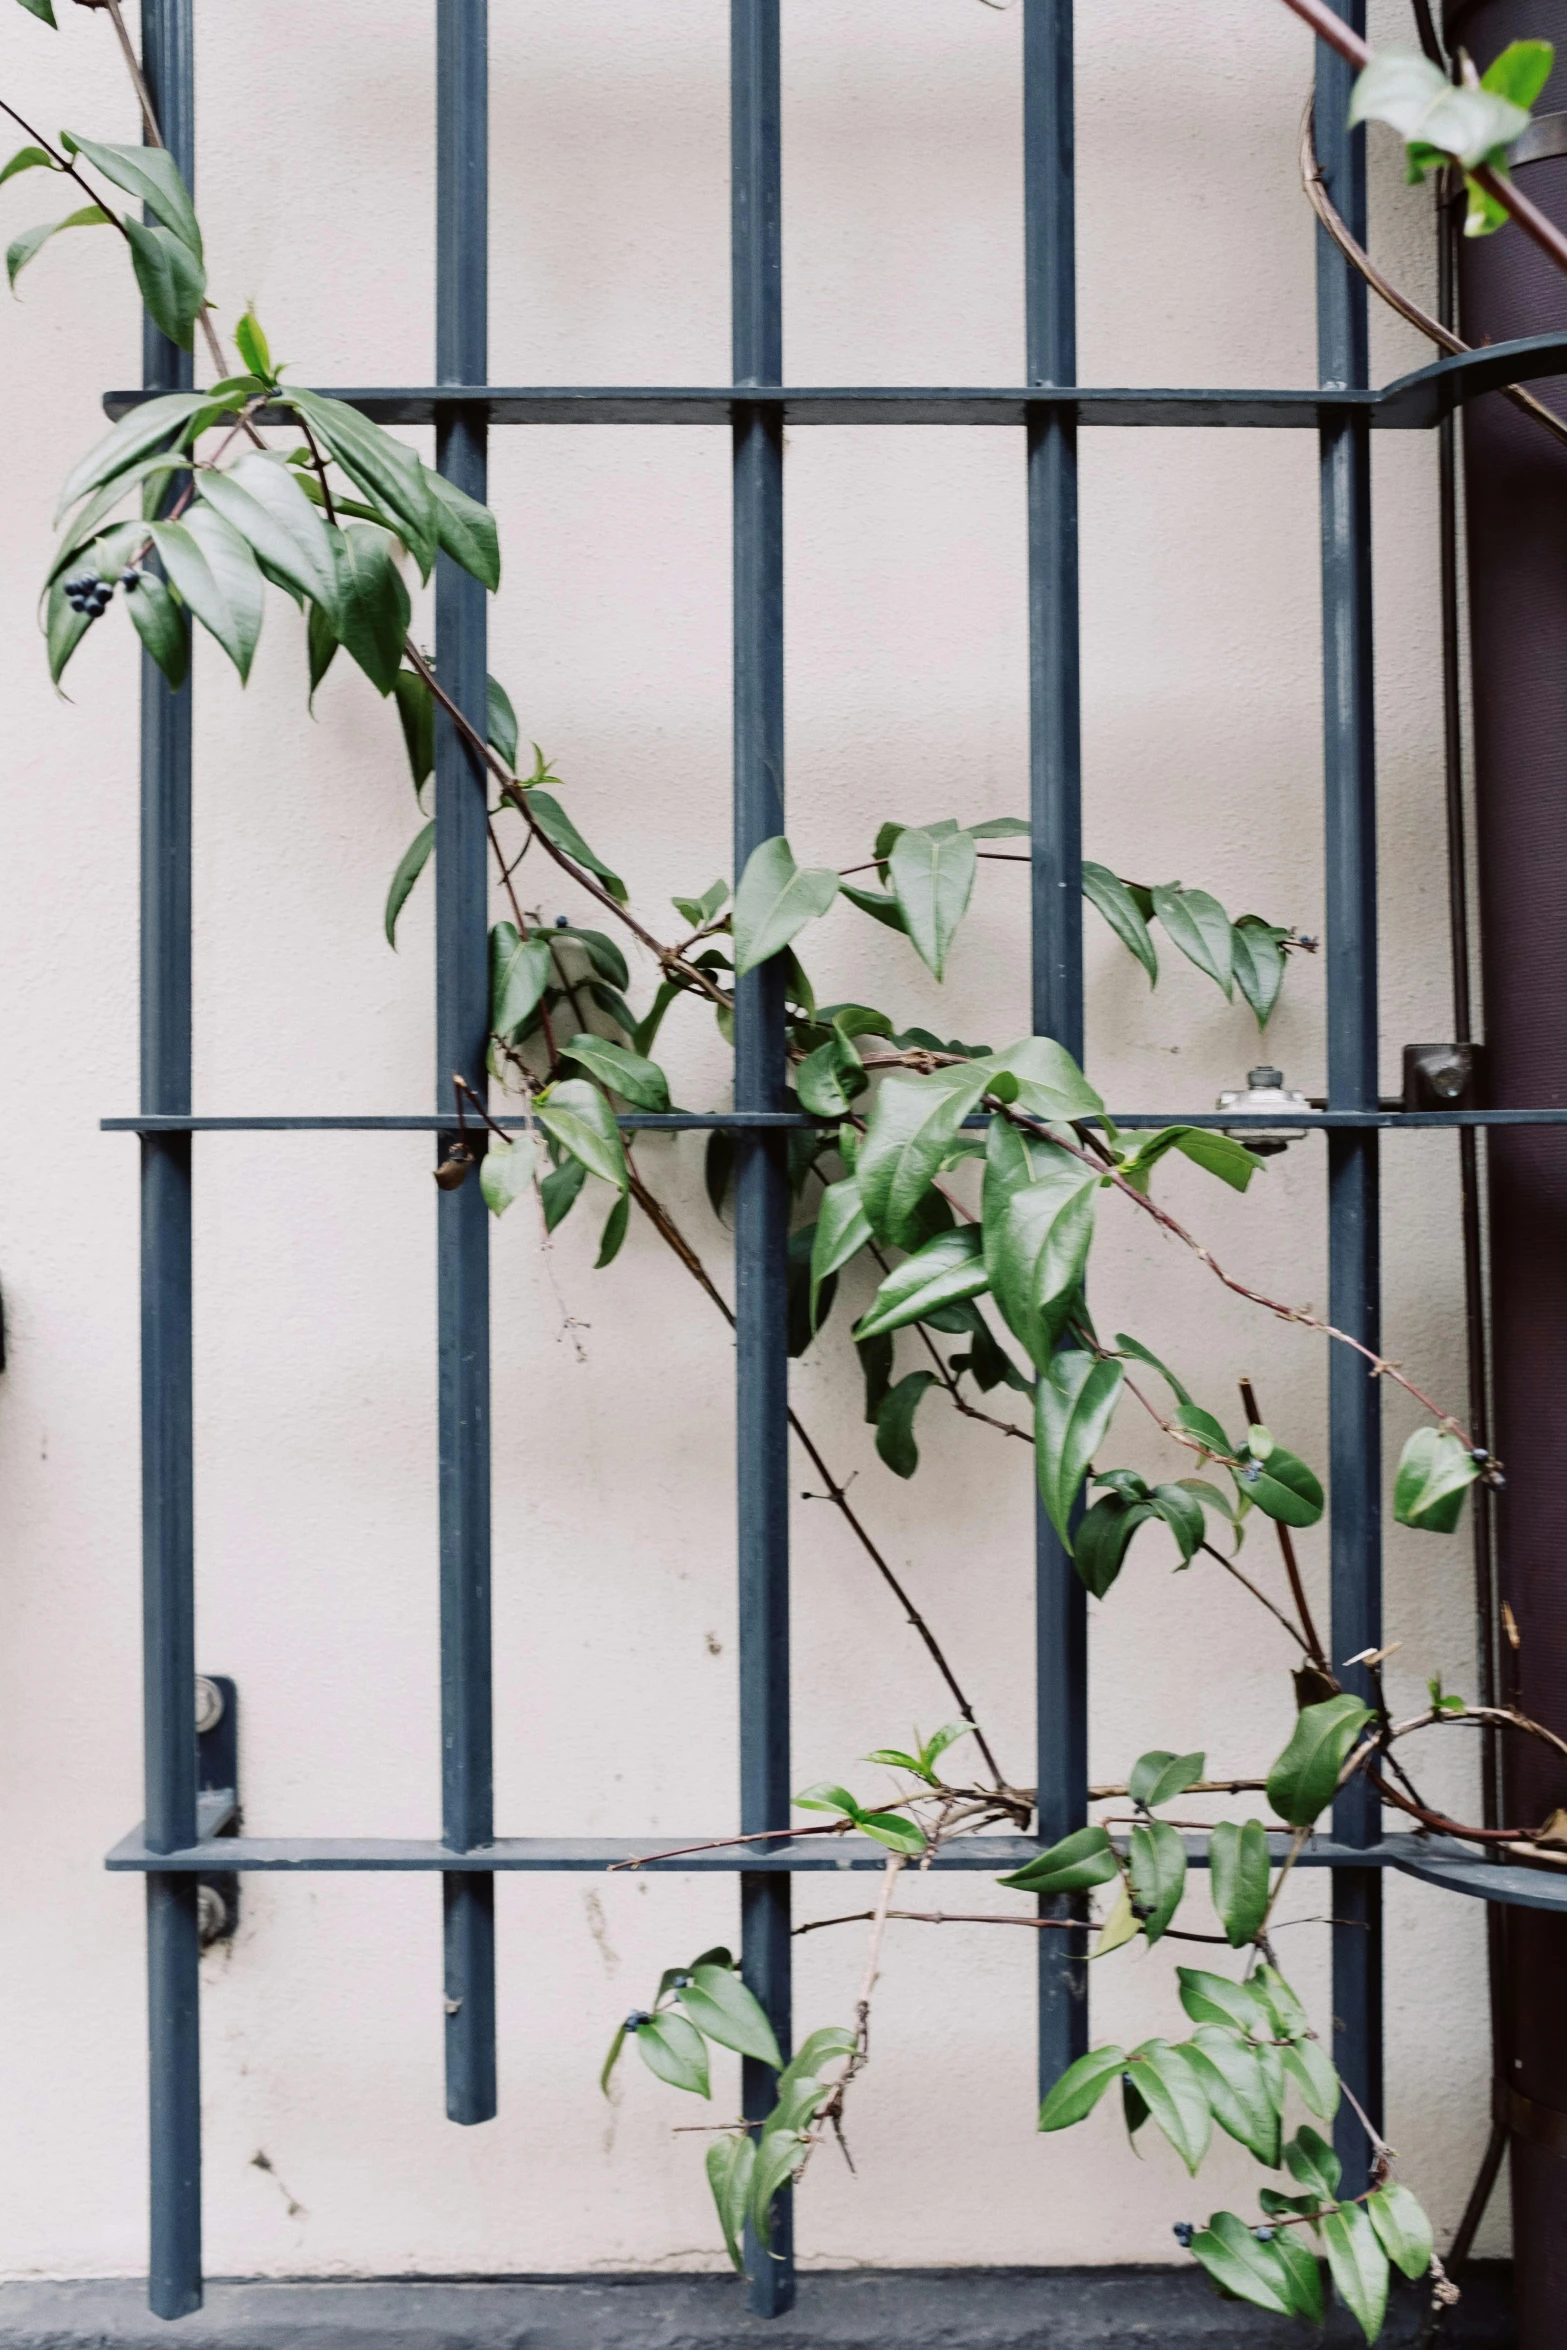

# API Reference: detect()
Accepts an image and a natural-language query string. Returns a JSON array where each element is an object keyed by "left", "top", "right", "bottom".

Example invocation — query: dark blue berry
[
  {"left": 1172, "top": 2222, "right": 1194, "bottom": 2248},
  {"left": 1252, "top": 2226, "right": 1275, "bottom": 2243},
  {"left": 120, "top": 569, "right": 141, "bottom": 591},
  {"left": 624, "top": 2010, "right": 651, "bottom": 2033},
  {"left": 671, "top": 1973, "right": 692, "bottom": 1989},
  {"left": 555, "top": 914, "right": 569, "bottom": 928}
]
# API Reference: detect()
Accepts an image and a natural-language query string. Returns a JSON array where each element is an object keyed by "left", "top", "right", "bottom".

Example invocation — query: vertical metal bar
[
  {"left": 1023, "top": 0, "right": 1087, "bottom": 2101},
  {"left": 1314, "top": 0, "right": 1383, "bottom": 2195},
  {"left": 731, "top": 0, "right": 791, "bottom": 2317},
  {"left": 138, "top": 0, "right": 200, "bottom": 2318},
  {"left": 435, "top": 0, "right": 496, "bottom": 2128}
]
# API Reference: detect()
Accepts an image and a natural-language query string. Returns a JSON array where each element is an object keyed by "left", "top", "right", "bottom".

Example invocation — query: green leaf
[
  {"left": 535, "top": 1078, "right": 628, "bottom": 1191},
  {"left": 332, "top": 524, "right": 411, "bottom": 696},
  {"left": 1271, "top": 2227, "right": 1325, "bottom": 2324},
  {"left": 63, "top": 133, "right": 202, "bottom": 255},
  {"left": 487, "top": 923, "right": 551, "bottom": 1037},
  {"left": 1083, "top": 861, "right": 1157, "bottom": 984},
  {"left": 982, "top": 1142, "right": 1099, "bottom": 1371},
  {"left": 1188, "top": 2211, "right": 1295, "bottom": 2320},
  {"left": 147, "top": 507, "right": 264, "bottom": 681},
  {"left": 233, "top": 308, "right": 273, "bottom": 380},
  {"left": 1393, "top": 1424, "right": 1479, "bottom": 1533},
  {"left": 1285, "top": 2122, "right": 1342, "bottom": 2204},
  {"left": 634, "top": 2010, "right": 710, "bottom": 2098},
  {"left": 122, "top": 569, "right": 189, "bottom": 689},
  {"left": 1209, "top": 1819, "right": 1270, "bottom": 1948},
  {"left": 480, "top": 1138, "right": 532, "bottom": 1218},
  {"left": 1254, "top": 1964, "right": 1310, "bottom": 2043},
  {"left": 1035, "top": 1350, "right": 1124, "bottom": 1550},
  {"left": 1322, "top": 2203, "right": 1389, "bottom": 2346},
  {"left": 733, "top": 836, "right": 840, "bottom": 975},
  {"left": 1236, "top": 1440, "right": 1324, "bottom": 1529},
  {"left": 1151, "top": 883, "right": 1232, "bottom": 998},
  {"left": 677, "top": 1964, "right": 782, "bottom": 2068},
  {"left": 1149, "top": 1482, "right": 1206, "bottom": 1561},
  {"left": 706, "top": 2133, "right": 755, "bottom": 2273},
  {"left": 1177, "top": 1967, "right": 1274, "bottom": 2038},
  {"left": 856, "top": 1063, "right": 991, "bottom": 1247},
  {"left": 1113, "top": 1333, "right": 1192, "bottom": 1407},
  {"left": 197, "top": 452, "right": 342, "bottom": 622},
  {"left": 600, "top": 2017, "right": 629, "bottom": 2094},
  {"left": 795, "top": 1031, "right": 863, "bottom": 1119},
  {"left": 12, "top": 0, "right": 56, "bottom": 24},
  {"left": 787, "top": 1224, "right": 833, "bottom": 1355},
  {"left": 811, "top": 1178, "right": 871, "bottom": 1329},
  {"left": 1368, "top": 2180, "right": 1434, "bottom": 2281},
  {"left": 1121, "top": 1125, "right": 1262, "bottom": 1197},
  {"left": 1128, "top": 1819, "right": 1185, "bottom": 1943},
  {"left": 1129, "top": 1749, "right": 1206, "bottom": 1809},
  {"left": 875, "top": 1370, "right": 938, "bottom": 1478},
  {"left": 1176, "top": 1400, "right": 1238, "bottom": 1462},
  {"left": 1281, "top": 2035, "right": 1340, "bottom": 2122},
  {"left": 1231, "top": 917, "right": 1287, "bottom": 1028},
  {"left": 307, "top": 599, "right": 339, "bottom": 696},
  {"left": 1037, "top": 2044, "right": 1128, "bottom": 2132},
  {"left": 1483, "top": 37, "right": 1555, "bottom": 108},
  {"left": 1266, "top": 1694, "right": 1372, "bottom": 1828},
  {"left": 0, "top": 145, "right": 58, "bottom": 187},
  {"left": 1090, "top": 1879, "right": 1140, "bottom": 1960},
  {"left": 425, "top": 463, "right": 501, "bottom": 590},
  {"left": 395, "top": 667, "right": 435, "bottom": 793},
  {"left": 979, "top": 1035, "right": 1104, "bottom": 1124},
  {"left": 749, "top": 2125, "right": 805, "bottom": 2247},
  {"left": 886, "top": 822, "right": 977, "bottom": 979},
  {"left": 1127, "top": 2041, "right": 1212, "bottom": 2174},
  {"left": 7, "top": 203, "right": 111, "bottom": 289},
  {"left": 540, "top": 1155, "right": 586, "bottom": 1231},
  {"left": 521, "top": 788, "right": 628, "bottom": 904},
  {"left": 841, "top": 880, "right": 908, "bottom": 933},
  {"left": 45, "top": 575, "right": 93, "bottom": 685},
  {"left": 385, "top": 820, "right": 435, "bottom": 947},
  {"left": 854, "top": 1226, "right": 988, "bottom": 1342},
  {"left": 1187, "top": 2030, "right": 1280, "bottom": 2167},
  {"left": 288, "top": 387, "right": 436, "bottom": 571},
  {"left": 1350, "top": 48, "right": 1530, "bottom": 170},
  {"left": 860, "top": 1808, "right": 928, "bottom": 1855},
  {"left": 55, "top": 391, "right": 206, "bottom": 525},
  {"left": 487, "top": 676, "right": 518, "bottom": 770},
  {"left": 998, "top": 1823, "right": 1118, "bottom": 1895},
  {"left": 561, "top": 1033, "right": 671, "bottom": 1113},
  {"left": 124, "top": 217, "right": 207, "bottom": 352},
  {"left": 779, "top": 2027, "right": 857, "bottom": 2098}
]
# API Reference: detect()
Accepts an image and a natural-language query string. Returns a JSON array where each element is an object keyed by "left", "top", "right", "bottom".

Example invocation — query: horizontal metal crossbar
[
  {"left": 101, "top": 1109, "right": 1567, "bottom": 1134},
  {"left": 97, "top": 329, "right": 1567, "bottom": 433}
]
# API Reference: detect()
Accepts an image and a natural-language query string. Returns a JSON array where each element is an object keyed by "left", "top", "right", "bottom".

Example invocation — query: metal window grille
[{"left": 101, "top": 0, "right": 1567, "bottom": 2322}]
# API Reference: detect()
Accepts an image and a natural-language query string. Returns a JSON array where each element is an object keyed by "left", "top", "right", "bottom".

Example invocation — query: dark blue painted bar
[
  {"left": 731, "top": 0, "right": 792, "bottom": 2316},
  {"left": 104, "top": 1107, "right": 1567, "bottom": 1134},
  {"left": 434, "top": 0, "right": 496, "bottom": 2130},
  {"left": 1025, "top": 0, "right": 1088, "bottom": 2104},
  {"left": 138, "top": 0, "right": 201, "bottom": 2320},
  {"left": 1314, "top": 0, "right": 1383, "bottom": 2199}
]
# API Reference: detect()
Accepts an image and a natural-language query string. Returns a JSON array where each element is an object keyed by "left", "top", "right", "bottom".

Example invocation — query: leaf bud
[{"left": 434, "top": 1148, "right": 473, "bottom": 1190}]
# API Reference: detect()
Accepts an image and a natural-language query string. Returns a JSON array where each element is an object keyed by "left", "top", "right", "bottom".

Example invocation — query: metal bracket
[
  {"left": 1403, "top": 1040, "right": 1485, "bottom": 1111},
  {"left": 195, "top": 1675, "right": 239, "bottom": 1945}
]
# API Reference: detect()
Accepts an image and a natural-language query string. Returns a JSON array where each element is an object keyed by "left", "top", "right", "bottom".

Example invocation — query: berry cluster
[{"left": 63, "top": 572, "right": 114, "bottom": 619}]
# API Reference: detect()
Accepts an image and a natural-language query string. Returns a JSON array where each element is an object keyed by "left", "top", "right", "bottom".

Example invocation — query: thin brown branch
[
  {"left": 0, "top": 101, "right": 132, "bottom": 243},
  {"left": 1199, "top": 1541, "right": 1313, "bottom": 1653},
  {"left": 1089, "top": 1777, "right": 1269, "bottom": 1800}
]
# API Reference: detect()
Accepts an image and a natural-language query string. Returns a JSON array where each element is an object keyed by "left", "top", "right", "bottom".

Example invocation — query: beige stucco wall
[{"left": 0, "top": 0, "right": 1502, "bottom": 2285}]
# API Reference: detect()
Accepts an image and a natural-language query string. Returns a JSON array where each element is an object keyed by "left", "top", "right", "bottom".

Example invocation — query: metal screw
[
  {"left": 196, "top": 1885, "right": 229, "bottom": 1945},
  {"left": 194, "top": 1675, "right": 225, "bottom": 1734}
]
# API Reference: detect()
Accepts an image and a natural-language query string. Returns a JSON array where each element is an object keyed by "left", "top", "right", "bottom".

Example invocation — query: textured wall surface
[{"left": 0, "top": 0, "right": 1501, "bottom": 2286}]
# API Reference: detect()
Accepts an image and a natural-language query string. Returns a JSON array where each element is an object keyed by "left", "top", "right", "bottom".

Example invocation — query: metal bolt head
[
  {"left": 194, "top": 1675, "right": 225, "bottom": 1735},
  {"left": 196, "top": 1884, "right": 229, "bottom": 1945}
]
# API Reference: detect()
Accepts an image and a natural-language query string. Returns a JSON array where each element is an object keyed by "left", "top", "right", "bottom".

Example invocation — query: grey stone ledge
[{"left": 0, "top": 2267, "right": 1514, "bottom": 2350}]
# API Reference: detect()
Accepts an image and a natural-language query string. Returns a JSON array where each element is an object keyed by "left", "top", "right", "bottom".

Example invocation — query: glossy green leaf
[
  {"left": 55, "top": 391, "right": 205, "bottom": 525},
  {"left": 63, "top": 132, "right": 201, "bottom": 255},
  {"left": 1129, "top": 1750, "right": 1206, "bottom": 1810},
  {"left": 860, "top": 1808, "right": 928, "bottom": 1855},
  {"left": 147, "top": 507, "right": 263, "bottom": 680},
  {"left": 1254, "top": 1963, "right": 1310, "bottom": 2042},
  {"left": 1393, "top": 1424, "right": 1479, "bottom": 1533},
  {"left": 385, "top": 819, "right": 435, "bottom": 946},
  {"left": 124, "top": 217, "right": 206, "bottom": 352},
  {"left": 1271, "top": 2227, "right": 1325, "bottom": 2324},
  {"left": 425, "top": 463, "right": 501, "bottom": 590},
  {"left": 1188, "top": 2211, "right": 1295, "bottom": 2319},
  {"left": 540, "top": 1155, "right": 587, "bottom": 1232},
  {"left": 1037, "top": 2043, "right": 1128, "bottom": 2132},
  {"left": 233, "top": 308, "right": 272, "bottom": 380},
  {"left": 1322, "top": 2203, "right": 1389, "bottom": 2345},
  {"left": 733, "top": 836, "right": 840, "bottom": 975},
  {"left": 1035, "top": 1350, "right": 1124, "bottom": 1550},
  {"left": 887, "top": 822, "right": 977, "bottom": 979},
  {"left": 561, "top": 1032, "right": 671, "bottom": 1113},
  {"left": 480, "top": 1138, "right": 532, "bottom": 1218},
  {"left": 857, "top": 1063, "right": 991, "bottom": 1247},
  {"left": 1177, "top": 1967, "right": 1274, "bottom": 2038},
  {"left": 45, "top": 575, "right": 93, "bottom": 685},
  {"left": 1282, "top": 2035, "right": 1340, "bottom": 2122},
  {"left": 1127, "top": 2040, "right": 1212, "bottom": 2174},
  {"left": 875, "top": 1370, "right": 938, "bottom": 1478},
  {"left": 122, "top": 569, "right": 189, "bottom": 689},
  {"left": 749, "top": 2125, "right": 806, "bottom": 2247},
  {"left": 979, "top": 1035, "right": 1103, "bottom": 1124},
  {"left": 1231, "top": 917, "right": 1288, "bottom": 1028},
  {"left": 487, "top": 924, "right": 550, "bottom": 1038},
  {"left": 1175, "top": 1400, "right": 1237, "bottom": 1462},
  {"left": 1236, "top": 1440, "right": 1324, "bottom": 1529},
  {"left": 1285, "top": 2122, "right": 1343, "bottom": 2204},
  {"left": 331, "top": 524, "right": 411, "bottom": 696},
  {"left": 1187, "top": 2030, "right": 1280, "bottom": 2167},
  {"left": 1151, "top": 883, "right": 1233, "bottom": 998},
  {"left": 7, "top": 202, "right": 112, "bottom": 289},
  {"left": 1082, "top": 861, "right": 1157, "bottom": 984},
  {"left": 854, "top": 1226, "right": 988, "bottom": 1342},
  {"left": 486, "top": 675, "right": 518, "bottom": 769},
  {"left": 795, "top": 1029, "right": 864, "bottom": 1118},
  {"left": 288, "top": 387, "right": 435, "bottom": 570},
  {"left": 841, "top": 880, "right": 908, "bottom": 933},
  {"left": 1209, "top": 1819, "right": 1271, "bottom": 1948},
  {"left": 1090, "top": 1879, "right": 1140, "bottom": 1960},
  {"left": 634, "top": 2010, "right": 710, "bottom": 2098},
  {"left": 706, "top": 2134, "right": 755, "bottom": 2273},
  {"left": 535, "top": 1078, "right": 628, "bottom": 1191},
  {"left": 1128, "top": 1819, "right": 1185, "bottom": 1943},
  {"left": 1368, "top": 2180, "right": 1434, "bottom": 2281},
  {"left": 1350, "top": 48, "right": 1528, "bottom": 170},
  {"left": 394, "top": 667, "right": 435, "bottom": 792},
  {"left": 1266, "top": 1694, "right": 1371, "bottom": 1829},
  {"left": 0, "top": 145, "right": 56, "bottom": 189},
  {"left": 12, "top": 0, "right": 56, "bottom": 25},
  {"left": 998, "top": 1823, "right": 1118, "bottom": 1895},
  {"left": 1148, "top": 1481, "right": 1206, "bottom": 1561},
  {"left": 307, "top": 599, "right": 338, "bottom": 696},
  {"left": 779, "top": 2028, "right": 857, "bottom": 2099},
  {"left": 1113, "top": 1332, "right": 1192, "bottom": 1407},
  {"left": 521, "top": 788, "right": 628, "bottom": 904},
  {"left": 1121, "top": 1125, "right": 1262, "bottom": 1197},
  {"left": 677, "top": 1964, "right": 782, "bottom": 2068},
  {"left": 982, "top": 1144, "right": 1098, "bottom": 1371},
  {"left": 197, "top": 452, "right": 341, "bottom": 622},
  {"left": 810, "top": 1178, "right": 871, "bottom": 1330}
]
